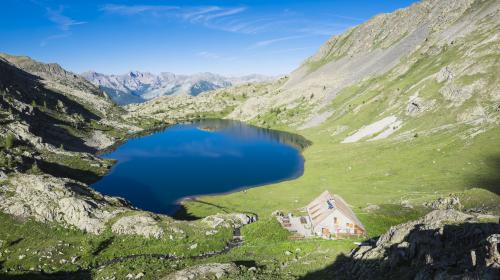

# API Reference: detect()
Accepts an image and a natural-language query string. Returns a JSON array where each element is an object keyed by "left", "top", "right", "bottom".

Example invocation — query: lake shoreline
[{"left": 91, "top": 119, "right": 310, "bottom": 216}]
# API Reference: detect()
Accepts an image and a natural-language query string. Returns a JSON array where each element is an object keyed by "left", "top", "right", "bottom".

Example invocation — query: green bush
[{"left": 4, "top": 133, "right": 14, "bottom": 149}]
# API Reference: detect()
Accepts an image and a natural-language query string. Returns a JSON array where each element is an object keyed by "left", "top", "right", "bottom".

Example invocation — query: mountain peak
[{"left": 82, "top": 71, "right": 276, "bottom": 105}]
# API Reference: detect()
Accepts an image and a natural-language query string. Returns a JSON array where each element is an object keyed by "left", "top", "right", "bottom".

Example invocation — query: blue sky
[{"left": 1, "top": 0, "right": 417, "bottom": 76}]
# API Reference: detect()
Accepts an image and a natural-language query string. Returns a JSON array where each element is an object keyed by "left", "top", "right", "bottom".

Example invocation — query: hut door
[{"left": 322, "top": 228, "right": 330, "bottom": 238}]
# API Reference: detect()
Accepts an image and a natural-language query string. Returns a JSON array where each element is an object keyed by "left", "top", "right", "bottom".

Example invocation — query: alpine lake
[{"left": 92, "top": 119, "right": 309, "bottom": 215}]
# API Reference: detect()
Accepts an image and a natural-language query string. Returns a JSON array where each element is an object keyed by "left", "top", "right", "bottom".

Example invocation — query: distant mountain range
[{"left": 82, "top": 71, "right": 276, "bottom": 105}]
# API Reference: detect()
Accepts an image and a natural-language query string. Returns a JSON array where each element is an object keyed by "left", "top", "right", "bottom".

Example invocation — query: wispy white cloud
[
  {"left": 250, "top": 35, "right": 308, "bottom": 49},
  {"left": 211, "top": 17, "right": 295, "bottom": 34},
  {"left": 203, "top": 7, "right": 246, "bottom": 21},
  {"left": 99, "top": 4, "right": 359, "bottom": 37},
  {"left": 40, "top": 32, "right": 71, "bottom": 47},
  {"left": 100, "top": 4, "right": 179, "bottom": 16},
  {"left": 41, "top": 6, "right": 86, "bottom": 46},
  {"left": 180, "top": 6, "right": 221, "bottom": 21},
  {"left": 101, "top": 4, "right": 247, "bottom": 31},
  {"left": 183, "top": 6, "right": 246, "bottom": 22},
  {"left": 46, "top": 7, "right": 86, "bottom": 31}
]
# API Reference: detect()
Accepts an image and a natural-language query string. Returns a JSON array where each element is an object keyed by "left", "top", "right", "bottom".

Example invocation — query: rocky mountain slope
[
  {"left": 122, "top": 0, "right": 500, "bottom": 278},
  {"left": 82, "top": 70, "right": 275, "bottom": 105},
  {"left": 0, "top": 53, "right": 149, "bottom": 152},
  {"left": 133, "top": 0, "right": 500, "bottom": 146},
  {"left": 0, "top": 53, "right": 261, "bottom": 279},
  {"left": 231, "top": 0, "right": 499, "bottom": 133},
  {"left": 303, "top": 209, "right": 499, "bottom": 279},
  {"left": 0, "top": 0, "right": 499, "bottom": 278}
]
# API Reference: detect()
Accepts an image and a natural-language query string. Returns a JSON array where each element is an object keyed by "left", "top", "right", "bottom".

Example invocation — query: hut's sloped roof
[{"left": 306, "top": 191, "right": 365, "bottom": 231}]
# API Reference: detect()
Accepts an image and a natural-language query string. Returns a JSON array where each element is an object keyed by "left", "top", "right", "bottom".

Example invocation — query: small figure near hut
[{"left": 277, "top": 191, "right": 366, "bottom": 239}]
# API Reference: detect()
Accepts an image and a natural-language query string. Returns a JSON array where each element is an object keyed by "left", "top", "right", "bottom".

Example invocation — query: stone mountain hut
[{"left": 306, "top": 191, "right": 366, "bottom": 238}]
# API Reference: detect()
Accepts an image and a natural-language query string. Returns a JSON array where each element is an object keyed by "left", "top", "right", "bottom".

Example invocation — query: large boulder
[
  {"left": 201, "top": 213, "right": 257, "bottom": 229},
  {"left": 161, "top": 263, "right": 238, "bottom": 280},
  {"left": 331, "top": 210, "right": 500, "bottom": 279},
  {"left": 423, "top": 195, "right": 461, "bottom": 210},
  {"left": 112, "top": 213, "right": 164, "bottom": 239},
  {"left": 0, "top": 174, "right": 126, "bottom": 234}
]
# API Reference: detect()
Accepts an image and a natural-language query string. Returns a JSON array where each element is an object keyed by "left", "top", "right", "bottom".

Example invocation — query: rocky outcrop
[
  {"left": 0, "top": 54, "right": 135, "bottom": 154},
  {"left": 0, "top": 174, "right": 127, "bottom": 234},
  {"left": 111, "top": 213, "right": 164, "bottom": 239},
  {"left": 161, "top": 263, "right": 239, "bottom": 280},
  {"left": 405, "top": 94, "right": 435, "bottom": 117},
  {"left": 423, "top": 195, "right": 462, "bottom": 210},
  {"left": 84, "top": 130, "right": 115, "bottom": 150},
  {"left": 201, "top": 213, "right": 257, "bottom": 229},
  {"left": 341, "top": 116, "right": 402, "bottom": 143},
  {"left": 331, "top": 210, "right": 500, "bottom": 279}
]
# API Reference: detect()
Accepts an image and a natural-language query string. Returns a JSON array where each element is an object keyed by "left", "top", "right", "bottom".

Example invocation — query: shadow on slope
[
  {"left": 466, "top": 155, "right": 500, "bottom": 196},
  {"left": 37, "top": 160, "right": 101, "bottom": 184},
  {"left": 0, "top": 59, "right": 102, "bottom": 153},
  {"left": 172, "top": 199, "right": 258, "bottom": 221},
  {"left": 299, "top": 222, "right": 500, "bottom": 280},
  {"left": 0, "top": 271, "right": 91, "bottom": 280},
  {"left": 172, "top": 204, "right": 201, "bottom": 221},
  {"left": 172, "top": 199, "right": 232, "bottom": 221}
]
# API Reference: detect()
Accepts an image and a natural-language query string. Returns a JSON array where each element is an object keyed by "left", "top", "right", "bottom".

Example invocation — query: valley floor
[
  {"left": 0, "top": 119, "right": 498, "bottom": 280},
  {"left": 179, "top": 122, "right": 500, "bottom": 278}
]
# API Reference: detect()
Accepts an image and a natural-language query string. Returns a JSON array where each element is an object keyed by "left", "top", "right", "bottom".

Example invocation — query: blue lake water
[{"left": 92, "top": 119, "right": 308, "bottom": 215}]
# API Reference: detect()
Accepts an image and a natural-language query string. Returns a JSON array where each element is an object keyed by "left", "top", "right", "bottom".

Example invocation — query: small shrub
[{"left": 4, "top": 133, "right": 14, "bottom": 149}]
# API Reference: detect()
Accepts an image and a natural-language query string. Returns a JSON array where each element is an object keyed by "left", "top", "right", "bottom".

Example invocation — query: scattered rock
[
  {"left": 439, "top": 83, "right": 473, "bottom": 105},
  {"left": 332, "top": 210, "right": 500, "bottom": 279},
  {"left": 405, "top": 94, "right": 435, "bottom": 117},
  {"left": 272, "top": 210, "right": 284, "bottom": 217},
  {"left": 189, "top": 243, "right": 198, "bottom": 250},
  {"left": 400, "top": 200, "right": 413, "bottom": 209},
  {"left": 85, "top": 130, "right": 115, "bottom": 150},
  {"left": 111, "top": 214, "right": 164, "bottom": 239},
  {"left": 0, "top": 171, "right": 7, "bottom": 180},
  {"left": 0, "top": 174, "right": 125, "bottom": 234},
  {"left": 205, "top": 230, "right": 218, "bottom": 236},
  {"left": 424, "top": 195, "right": 461, "bottom": 210},
  {"left": 457, "top": 105, "right": 487, "bottom": 125},
  {"left": 436, "top": 66, "right": 454, "bottom": 83},
  {"left": 201, "top": 213, "right": 257, "bottom": 229},
  {"left": 342, "top": 116, "right": 402, "bottom": 143},
  {"left": 161, "top": 263, "right": 238, "bottom": 280},
  {"left": 363, "top": 204, "right": 380, "bottom": 212}
]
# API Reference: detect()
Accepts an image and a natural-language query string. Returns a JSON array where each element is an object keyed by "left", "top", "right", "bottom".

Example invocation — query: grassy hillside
[
  {"left": 0, "top": 0, "right": 499, "bottom": 279},
  {"left": 173, "top": 0, "right": 500, "bottom": 277}
]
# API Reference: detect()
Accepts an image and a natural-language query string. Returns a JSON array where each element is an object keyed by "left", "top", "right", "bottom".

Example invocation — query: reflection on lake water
[{"left": 92, "top": 119, "right": 309, "bottom": 214}]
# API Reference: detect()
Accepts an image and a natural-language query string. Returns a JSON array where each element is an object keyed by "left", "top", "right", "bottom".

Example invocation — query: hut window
[{"left": 334, "top": 217, "right": 338, "bottom": 224}]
